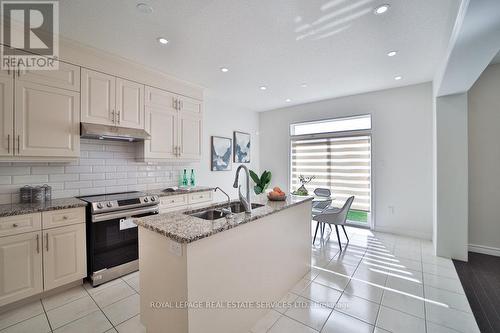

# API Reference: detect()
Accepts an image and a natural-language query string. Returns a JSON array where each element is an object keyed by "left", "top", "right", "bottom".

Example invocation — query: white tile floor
[
  {"left": 0, "top": 227, "right": 479, "bottom": 333},
  {"left": 250, "top": 227, "right": 480, "bottom": 333},
  {"left": 0, "top": 271, "right": 142, "bottom": 333}
]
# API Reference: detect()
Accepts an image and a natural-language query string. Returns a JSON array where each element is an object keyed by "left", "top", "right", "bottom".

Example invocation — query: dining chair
[
  {"left": 312, "top": 188, "right": 332, "bottom": 244},
  {"left": 312, "top": 196, "right": 355, "bottom": 251}
]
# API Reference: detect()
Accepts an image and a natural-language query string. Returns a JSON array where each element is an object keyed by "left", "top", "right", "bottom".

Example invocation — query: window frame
[
  {"left": 290, "top": 114, "right": 372, "bottom": 137},
  {"left": 288, "top": 114, "right": 374, "bottom": 228}
]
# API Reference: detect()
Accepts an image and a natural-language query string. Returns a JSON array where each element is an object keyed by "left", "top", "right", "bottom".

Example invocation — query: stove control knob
[
  {"left": 144, "top": 197, "right": 149, "bottom": 202},
  {"left": 151, "top": 197, "right": 156, "bottom": 202},
  {"left": 96, "top": 203, "right": 103, "bottom": 209},
  {"left": 106, "top": 202, "right": 113, "bottom": 208}
]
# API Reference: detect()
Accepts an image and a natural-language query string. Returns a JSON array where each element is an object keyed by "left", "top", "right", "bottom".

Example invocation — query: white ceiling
[{"left": 59, "top": 0, "right": 460, "bottom": 111}]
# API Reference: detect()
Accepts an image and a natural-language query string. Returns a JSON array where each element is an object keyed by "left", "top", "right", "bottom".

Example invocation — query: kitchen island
[{"left": 134, "top": 195, "right": 312, "bottom": 333}]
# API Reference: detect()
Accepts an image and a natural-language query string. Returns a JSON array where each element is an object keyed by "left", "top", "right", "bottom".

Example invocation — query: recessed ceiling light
[
  {"left": 157, "top": 37, "right": 169, "bottom": 45},
  {"left": 394, "top": 75, "right": 402, "bottom": 81},
  {"left": 300, "top": 83, "right": 307, "bottom": 88},
  {"left": 136, "top": 3, "right": 153, "bottom": 14},
  {"left": 387, "top": 50, "right": 397, "bottom": 57},
  {"left": 285, "top": 98, "right": 292, "bottom": 102},
  {"left": 220, "top": 67, "right": 229, "bottom": 73},
  {"left": 259, "top": 86, "right": 267, "bottom": 91},
  {"left": 374, "top": 4, "right": 390, "bottom": 15}
]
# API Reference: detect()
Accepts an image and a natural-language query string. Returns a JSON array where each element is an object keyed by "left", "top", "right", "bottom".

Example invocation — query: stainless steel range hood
[{"left": 80, "top": 123, "right": 151, "bottom": 142}]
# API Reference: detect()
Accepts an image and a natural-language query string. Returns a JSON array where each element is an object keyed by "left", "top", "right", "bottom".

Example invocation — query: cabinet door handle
[
  {"left": 172, "top": 98, "right": 176, "bottom": 109},
  {"left": 111, "top": 109, "right": 115, "bottom": 122},
  {"left": 17, "top": 68, "right": 20, "bottom": 77},
  {"left": 45, "top": 233, "right": 49, "bottom": 251},
  {"left": 180, "top": 100, "right": 183, "bottom": 110},
  {"left": 62, "top": 216, "right": 68, "bottom": 220},
  {"left": 7, "top": 134, "right": 10, "bottom": 154},
  {"left": 117, "top": 110, "right": 121, "bottom": 124},
  {"left": 36, "top": 234, "right": 40, "bottom": 253},
  {"left": 17, "top": 135, "right": 20, "bottom": 154},
  {"left": 12, "top": 223, "right": 18, "bottom": 227},
  {"left": 7, "top": 68, "right": 10, "bottom": 76}
]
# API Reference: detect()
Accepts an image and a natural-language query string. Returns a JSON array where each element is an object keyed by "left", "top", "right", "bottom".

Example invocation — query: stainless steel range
[{"left": 78, "top": 191, "right": 159, "bottom": 286}]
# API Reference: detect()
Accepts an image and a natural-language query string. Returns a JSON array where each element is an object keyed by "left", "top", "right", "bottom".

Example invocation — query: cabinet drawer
[
  {"left": 42, "top": 208, "right": 85, "bottom": 229},
  {"left": 0, "top": 213, "right": 41, "bottom": 237},
  {"left": 188, "top": 191, "right": 213, "bottom": 205},
  {"left": 160, "top": 194, "right": 188, "bottom": 209}
]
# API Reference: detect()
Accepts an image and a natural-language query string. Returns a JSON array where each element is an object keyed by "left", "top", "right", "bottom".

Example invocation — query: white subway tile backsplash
[
  {"left": 0, "top": 176, "right": 11, "bottom": 185},
  {"left": 49, "top": 174, "right": 79, "bottom": 182},
  {"left": 65, "top": 181, "right": 93, "bottom": 189},
  {"left": 92, "top": 165, "right": 117, "bottom": 173},
  {"left": 12, "top": 175, "right": 49, "bottom": 184},
  {"left": 0, "top": 166, "right": 30, "bottom": 176},
  {"left": 105, "top": 173, "right": 127, "bottom": 180},
  {"left": 80, "top": 173, "right": 105, "bottom": 181},
  {"left": 0, "top": 139, "right": 188, "bottom": 204},
  {"left": 31, "top": 166, "right": 65, "bottom": 175},
  {"left": 65, "top": 166, "right": 92, "bottom": 174},
  {"left": 79, "top": 187, "right": 106, "bottom": 196}
]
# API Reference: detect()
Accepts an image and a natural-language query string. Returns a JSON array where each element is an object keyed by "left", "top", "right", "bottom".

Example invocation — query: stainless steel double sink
[{"left": 187, "top": 202, "right": 264, "bottom": 220}]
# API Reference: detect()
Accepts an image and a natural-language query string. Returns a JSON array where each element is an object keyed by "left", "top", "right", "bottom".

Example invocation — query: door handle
[
  {"left": 17, "top": 135, "right": 20, "bottom": 154},
  {"left": 111, "top": 109, "right": 115, "bottom": 122},
  {"left": 7, "top": 134, "right": 10, "bottom": 154},
  {"left": 45, "top": 233, "right": 49, "bottom": 251},
  {"left": 36, "top": 234, "right": 40, "bottom": 254},
  {"left": 117, "top": 110, "right": 121, "bottom": 124}
]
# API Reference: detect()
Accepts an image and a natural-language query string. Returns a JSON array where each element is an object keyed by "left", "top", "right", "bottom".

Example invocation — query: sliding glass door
[{"left": 289, "top": 115, "right": 372, "bottom": 227}]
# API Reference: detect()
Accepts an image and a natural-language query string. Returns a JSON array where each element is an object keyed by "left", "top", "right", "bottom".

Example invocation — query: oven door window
[{"left": 90, "top": 212, "right": 152, "bottom": 272}]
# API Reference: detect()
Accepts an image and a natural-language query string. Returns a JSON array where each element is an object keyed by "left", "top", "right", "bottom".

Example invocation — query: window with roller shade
[{"left": 290, "top": 115, "right": 371, "bottom": 222}]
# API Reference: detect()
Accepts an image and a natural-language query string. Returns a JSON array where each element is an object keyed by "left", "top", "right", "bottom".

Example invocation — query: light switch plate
[{"left": 169, "top": 240, "right": 182, "bottom": 256}]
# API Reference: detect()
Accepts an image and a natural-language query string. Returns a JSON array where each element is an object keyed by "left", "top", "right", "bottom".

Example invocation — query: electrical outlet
[{"left": 169, "top": 240, "right": 182, "bottom": 256}]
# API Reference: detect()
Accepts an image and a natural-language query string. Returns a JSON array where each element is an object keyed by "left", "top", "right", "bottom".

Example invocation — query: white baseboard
[{"left": 468, "top": 243, "right": 500, "bottom": 257}]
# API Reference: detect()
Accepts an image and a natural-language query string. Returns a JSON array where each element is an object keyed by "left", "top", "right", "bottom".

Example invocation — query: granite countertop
[
  {"left": 134, "top": 195, "right": 313, "bottom": 243},
  {"left": 0, "top": 197, "right": 87, "bottom": 217},
  {"left": 146, "top": 186, "right": 214, "bottom": 197}
]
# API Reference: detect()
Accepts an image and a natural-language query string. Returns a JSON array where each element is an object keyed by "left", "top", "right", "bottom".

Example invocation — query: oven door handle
[{"left": 92, "top": 206, "right": 159, "bottom": 223}]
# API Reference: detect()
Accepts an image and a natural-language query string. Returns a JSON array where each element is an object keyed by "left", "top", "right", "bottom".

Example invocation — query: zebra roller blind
[{"left": 290, "top": 135, "right": 371, "bottom": 211}]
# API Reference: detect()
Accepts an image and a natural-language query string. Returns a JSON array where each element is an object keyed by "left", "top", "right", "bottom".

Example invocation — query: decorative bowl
[{"left": 267, "top": 193, "right": 286, "bottom": 201}]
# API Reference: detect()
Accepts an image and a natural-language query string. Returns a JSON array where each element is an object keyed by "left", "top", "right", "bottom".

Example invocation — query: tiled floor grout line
[
  {"left": 82, "top": 280, "right": 124, "bottom": 332},
  {"left": 420, "top": 241, "right": 429, "bottom": 333},
  {"left": 0, "top": 300, "right": 47, "bottom": 333},
  {"left": 40, "top": 299, "right": 54, "bottom": 333}
]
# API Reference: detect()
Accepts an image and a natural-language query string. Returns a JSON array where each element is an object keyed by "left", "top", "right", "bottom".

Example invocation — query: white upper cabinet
[
  {"left": 179, "top": 113, "right": 202, "bottom": 160},
  {"left": 116, "top": 78, "right": 144, "bottom": 129},
  {"left": 81, "top": 68, "right": 115, "bottom": 126},
  {"left": 0, "top": 70, "right": 14, "bottom": 157},
  {"left": 0, "top": 232, "right": 43, "bottom": 307},
  {"left": 178, "top": 95, "right": 202, "bottom": 115},
  {"left": 15, "top": 81, "right": 80, "bottom": 157},
  {"left": 81, "top": 69, "right": 145, "bottom": 130},
  {"left": 141, "top": 86, "right": 202, "bottom": 160},
  {"left": 18, "top": 61, "right": 80, "bottom": 92}
]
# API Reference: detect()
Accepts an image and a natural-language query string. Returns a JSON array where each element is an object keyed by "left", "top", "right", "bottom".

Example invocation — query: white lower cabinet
[
  {"left": 43, "top": 224, "right": 86, "bottom": 291},
  {"left": 159, "top": 191, "right": 213, "bottom": 214},
  {"left": 0, "top": 208, "right": 86, "bottom": 307},
  {"left": 0, "top": 232, "right": 43, "bottom": 307}
]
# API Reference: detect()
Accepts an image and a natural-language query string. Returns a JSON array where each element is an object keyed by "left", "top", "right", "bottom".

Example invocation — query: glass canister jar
[{"left": 20, "top": 186, "right": 33, "bottom": 204}]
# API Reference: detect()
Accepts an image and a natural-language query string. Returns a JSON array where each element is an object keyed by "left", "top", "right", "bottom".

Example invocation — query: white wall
[
  {"left": 468, "top": 63, "right": 500, "bottom": 255},
  {"left": 259, "top": 83, "right": 434, "bottom": 239},
  {"left": 193, "top": 96, "right": 260, "bottom": 203},
  {"left": 433, "top": 93, "right": 469, "bottom": 261}
]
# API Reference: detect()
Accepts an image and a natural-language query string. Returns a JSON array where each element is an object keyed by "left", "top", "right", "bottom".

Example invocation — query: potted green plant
[{"left": 249, "top": 170, "right": 272, "bottom": 195}]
